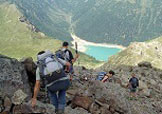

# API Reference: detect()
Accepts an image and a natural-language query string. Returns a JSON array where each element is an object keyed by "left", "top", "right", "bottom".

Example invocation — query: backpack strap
[{"left": 37, "top": 59, "right": 46, "bottom": 76}]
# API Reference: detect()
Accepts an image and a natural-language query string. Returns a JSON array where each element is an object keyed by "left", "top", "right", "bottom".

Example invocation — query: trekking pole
[
  {"left": 75, "top": 42, "right": 80, "bottom": 66},
  {"left": 75, "top": 42, "right": 78, "bottom": 54}
]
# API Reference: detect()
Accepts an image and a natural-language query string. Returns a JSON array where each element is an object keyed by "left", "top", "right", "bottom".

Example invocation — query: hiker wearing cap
[
  {"left": 127, "top": 73, "right": 139, "bottom": 98},
  {"left": 32, "top": 50, "right": 71, "bottom": 114},
  {"left": 56, "top": 42, "right": 79, "bottom": 80},
  {"left": 97, "top": 70, "right": 115, "bottom": 82}
]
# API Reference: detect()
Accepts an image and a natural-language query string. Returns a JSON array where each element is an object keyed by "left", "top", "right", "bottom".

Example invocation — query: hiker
[
  {"left": 56, "top": 41, "right": 79, "bottom": 80},
  {"left": 127, "top": 73, "right": 139, "bottom": 98},
  {"left": 97, "top": 70, "right": 115, "bottom": 82},
  {"left": 31, "top": 50, "right": 71, "bottom": 114}
]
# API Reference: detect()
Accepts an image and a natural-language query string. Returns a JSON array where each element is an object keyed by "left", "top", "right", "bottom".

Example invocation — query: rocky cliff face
[
  {"left": 108, "top": 36, "right": 162, "bottom": 69},
  {"left": 0, "top": 55, "right": 162, "bottom": 114}
]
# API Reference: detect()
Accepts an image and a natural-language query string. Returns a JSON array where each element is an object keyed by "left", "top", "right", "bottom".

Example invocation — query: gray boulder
[{"left": 0, "top": 54, "right": 31, "bottom": 98}]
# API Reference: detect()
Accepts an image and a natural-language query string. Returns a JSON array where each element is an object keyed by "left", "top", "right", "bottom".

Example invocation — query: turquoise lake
[{"left": 85, "top": 45, "right": 121, "bottom": 61}]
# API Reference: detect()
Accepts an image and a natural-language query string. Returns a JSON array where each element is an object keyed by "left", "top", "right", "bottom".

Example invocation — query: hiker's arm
[
  {"left": 72, "top": 54, "right": 79, "bottom": 64},
  {"left": 32, "top": 80, "right": 40, "bottom": 107},
  {"left": 102, "top": 76, "right": 108, "bottom": 82},
  {"left": 126, "top": 83, "right": 131, "bottom": 88},
  {"left": 65, "top": 61, "right": 71, "bottom": 67},
  {"left": 137, "top": 80, "right": 139, "bottom": 87},
  {"left": 58, "top": 58, "right": 71, "bottom": 67},
  {"left": 58, "top": 58, "right": 71, "bottom": 72}
]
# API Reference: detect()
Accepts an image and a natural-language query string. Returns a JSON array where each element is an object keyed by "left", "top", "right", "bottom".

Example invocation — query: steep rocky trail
[{"left": 0, "top": 55, "right": 162, "bottom": 114}]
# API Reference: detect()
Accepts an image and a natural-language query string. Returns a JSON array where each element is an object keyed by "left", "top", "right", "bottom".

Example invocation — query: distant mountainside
[
  {"left": 5, "top": 0, "right": 162, "bottom": 46},
  {"left": 0, "top": 2, "right": 101, "bottom": 68},
  {"left": 107, "top": 36, "right": 162, "bottom": 69}
]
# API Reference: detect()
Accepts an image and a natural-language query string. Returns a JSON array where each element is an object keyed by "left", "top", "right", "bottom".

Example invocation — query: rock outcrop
[
  {"left": 0, "top": 55, "right": 31, "bottom": 98},
  {"left": 20, "top": 57, "right": 37, "bottom": 89},
  {"left": 0, "top": 55, "right": 30, "bottom": 113}
]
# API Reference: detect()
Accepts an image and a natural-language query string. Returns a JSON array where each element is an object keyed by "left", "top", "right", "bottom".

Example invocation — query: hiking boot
[{"left": 56, "top": 109, "right": 64, "bottom": 114}]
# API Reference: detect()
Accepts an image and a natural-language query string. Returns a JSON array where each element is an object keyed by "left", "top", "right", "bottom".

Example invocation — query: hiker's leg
[
  {"left": 129, "top": 88, "right": 134, "bottom": 98},
  {"left": 69, "top": 66, "right": 74, "bottom": 81},
  {"left": 58, "top": 90, "right": 66, "bottom": 111},
  {"left": 70, "top": 74, "right": 73, "bottom": 81},
  {"left": 129, "top": 88, "right": 137, "bottom": 100},
  {"left": 48, "top": 91, "right": 58, "bottom": 110},
  {"left": 131, "top": 92, "right": 134, "bottom": 97},
  {"left": 129, "top": 91, "right": 132, "bottom": 97},
  {"left": 133, "top": 91, "right": 136, "bottom": 97},
  {"left": 133, "top": 93, "right": 136, "bottom": 97}
]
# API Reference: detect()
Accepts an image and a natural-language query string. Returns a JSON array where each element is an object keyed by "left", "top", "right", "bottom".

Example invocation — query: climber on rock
[
  {"left": 32, "top": 50, "right": 71, "bottom": 114},
  {"left": 56, "top": 41, "right": 80, "bottom": 81},
  {"left": 127, "top": 73, "right": 139, "bottom": 98},
  {"left": 97, "top": 70, "right": 115, "bottom": 83}
]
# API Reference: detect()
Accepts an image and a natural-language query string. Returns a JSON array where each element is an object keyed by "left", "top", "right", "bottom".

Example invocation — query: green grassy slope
[
  {"left": 0, "top": 3, "right": 102, "bottom": 68},
  {"left": 0, "top": 3, "right": 61, "bottom": 59}
]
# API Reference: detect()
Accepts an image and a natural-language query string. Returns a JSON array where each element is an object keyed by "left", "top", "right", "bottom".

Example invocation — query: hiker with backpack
[
  {"left": 31, "top": 50, "right": 71, "bottom": 114},
  {"left": 97, "top": 70, "right": 115, "bottom": 82},
  {"left": 127, "top": 73, "right": 139, "bottom": 98},
  {"left": 56, "top": 42, "right": 79, "bottom": 80}
]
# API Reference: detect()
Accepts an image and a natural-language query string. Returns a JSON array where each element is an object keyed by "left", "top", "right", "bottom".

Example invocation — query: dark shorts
[{"left": 130, "top": 87, "right": 137, "bottom": 93}]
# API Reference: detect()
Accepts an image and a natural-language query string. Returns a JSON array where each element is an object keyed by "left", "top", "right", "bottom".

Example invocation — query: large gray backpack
[
  {"left": 37, "top": 50, "right": 65, "bottom": 85},
  {"left": 55, "top": 49, "right": 69, "bottom": 62}
]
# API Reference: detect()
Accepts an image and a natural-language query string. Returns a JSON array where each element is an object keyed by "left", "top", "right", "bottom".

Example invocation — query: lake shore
[{"left": 71, "top": 33, "right": 126, "bottom": 52}]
